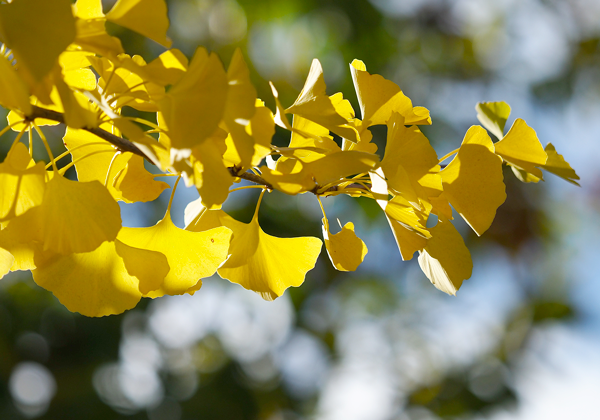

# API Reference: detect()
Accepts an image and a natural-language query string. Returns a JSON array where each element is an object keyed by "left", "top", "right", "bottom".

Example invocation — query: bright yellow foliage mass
[{"left": 0, "top": 0, "right": 579, "bottom": 316}]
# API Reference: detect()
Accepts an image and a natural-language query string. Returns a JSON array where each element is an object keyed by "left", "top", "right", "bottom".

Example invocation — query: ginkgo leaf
[
  {"left": 369, "top": 170, "right": 428, "bottom": 260},
  {"left": 63, "top": 127, "right": 169, "bottom": 203},
  {"left": 350, "top": 59, "right": 431, "bottom": 127},
  {"left": 0, "top": 0, "right": 76, "bottom": 81},
  {"left": 91, "top": 55, "right": 164, "bottom": 112},
  {"left": 0, "top": 142, "right": 46, "bottom": 222},
  {"left": 158, "top": 48, "right": 228, "bottom": 151},
  {"left": 287, "top": 115, "right": 340, "bottom": 162},
  {"left": 418, "top": 217, "right": 472, "bottom": 296},
  {"left": 114, "top": 240, "right": 170, "bottom": 294},
  {"left": 0, "top": 247, "right": 14, "bottom": 279},
  {"left": 112, "top": 157, "right": 170, "bottom": 203},
  {"left": 39, "top": 175, "right": 122, "bottom": 255},
  {"left": 187, "top": 203, "right": 322, "bottom": 301},
  {"left": 189, "top": 134, "right": 233, "bottom": 208},
  {"left": 32, "top": 240, "right": 142, "bottom": 317},
  {"left": 322, "top": 218, "right": 367, "bottom": 271},
  {"left": 441, "top": 125, "right": 506, "bottom": 236},
  {"left": 260, "top": 151, "right": 380, "bottom": 195},
  {"left": 73, "top": 16, "right": 124, "bottom": 58},
  {"left": 73, "top": 0, "right": 104, "bottom": 19},
  {"left": 382, "top": 113, "right": 442, "bottom": 206},
  {"left": 118, "top": 210, "right": 232, "bottom": 298},
  {"left": 0, "top": 54, "right": 31, "bottom": 114},
  {"left": 54, "top": 73, "right": 98, "bottom": 129},
  {"left": 222, "top": 49, "right": 257, "bottom": 169},
  {"left": 494, "top": 118, "right": 547, "bottom": 180},
  {"left": 476, "top": 101, "right": 511, "bottom": 140},
  {"left": 0, "top": 215, "right": 40, "bottom": 272},
  {"left": 286, "top": 59, "right": 359, "bottom": 143},
  {"left": 542, "top": 143, "right": 580, "bottom": 186},
  {"left": 106, "top": 0, "right": 172, "bottom": 47}
]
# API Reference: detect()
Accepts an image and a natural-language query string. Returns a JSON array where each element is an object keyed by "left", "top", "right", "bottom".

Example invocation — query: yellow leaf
[
  {"left": 286, "top": 59, "right": 359, "bottom": 143},
  {"left": 106, "top": 0, "right": 171, "bottom": 47},
  {"left": 159, "top": 48, "right": 228, "bottom": 151},
  {"left": 190, "top": 135, "right": 233, "bottom": 208},
  {"left": 475, "top": 101, "right": 511, "bottom": 140},
  {"left": 322, "top": 219, "right": 367, "bottom": 271},
  {"left": 114, "top": 240, "right": 169, "bottom": 295},
  {"left": 369, "top": 170, "right": 428, "bottom": 260},
  {"left": 32, "top": 240, "right": 142, "bottom": 317},
  {"left": 223, "top": 48, "right": 256, "bottom": 169},
  {"left": 441, "top": 126, "right": 506, "bottom": 236},
  {"left": 118, "top": 210, "right": 232, "bottom": 297},
  {"left": 418, "top": 217, "right": 472, "bottom": 296},
  {"left": 144, "top": 49, "right": 188, "bottom": 86},
  {"left": 113, "top": 156, "right": 170, "bottom": 203},
  {"left": 0, "top": 215, "right": 39, "bottom": 272},
  {"left": 382, "top": 113, "right": 442, "bottom": 206},
  {"left": 494, "top": 118, "right": 547, "bottom": 180},
  {"left": 260, "top": 151, "right": 380, "bottom": 195},
  {"left": 0, "top": 0, "right": 76, "bottom": 82},
  {"left": 54, "top": 73, "right": 98, "bottom": 129},
  {"left": 92, "top": 55, "right": 164, "bottom": 112},
  {"left": 39, "top": 174, "right": 122, "bottom": 254},
  {"left": 73, "top": 0, "right": 104, "bottom": 19},
  {"left": 350, "top": 59, "right": 431, "bottom": 127},
  {"left": 0, "top": 143, "right": 46, "bottom": 222},
  {"left": 0, "top": 54, "right": 31, "bottom": 114},
  {"left": 0, "top": 247, "right": 14, "bottom": 280},
  {"left": 542, "top": 143, "right": 580, "bottom": 186},
  {"left": 187, "top": 205, "right": 322, "bottom": 301},
  {"left": 73, "top": 17, "right": 124, "bottom": 57},
  {"left": 287, "top": 115, "right": 340, "bottom": 162}
]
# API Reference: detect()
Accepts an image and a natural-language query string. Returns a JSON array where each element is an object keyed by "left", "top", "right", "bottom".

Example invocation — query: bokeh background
[{"left": 1, "top": 0, "right": 600, "bottom": 419}]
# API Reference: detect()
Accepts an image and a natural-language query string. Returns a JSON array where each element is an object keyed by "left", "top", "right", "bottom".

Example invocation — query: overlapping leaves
[{"left": 0, "top": 0, "right": 580, "bottom": 317}]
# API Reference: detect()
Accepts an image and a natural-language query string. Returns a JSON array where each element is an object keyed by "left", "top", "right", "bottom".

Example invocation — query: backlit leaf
[
  {"left": 322, "top": 218, "right": 367, "bottom": 271},
  {"left": 542, "top": 143, "right": 580, "bottom": 186},
  {"left": 494, "top": 118, "right": 547, "bottom": 181},
  {"left": 106, "top": 0, "right": 171, "bottom": 47},
  {"left": 32, "top": 240, "right": 142, "bottom": 317},
  {"left": 441, "top": 126, "right": 506, "bottom": 236},
  {"left": 476, "top": 101, "right": 511, "bottom": 140},
  {"left": 118, "top": 210, "right": 232, "bottom": 297},
  {"left": 418, "top": 217, "right": 472, "bottom": 296}
]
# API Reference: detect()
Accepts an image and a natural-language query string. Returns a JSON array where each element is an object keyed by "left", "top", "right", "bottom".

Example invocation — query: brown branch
[
  {"left": 26, "top": 105, "right": 153, "bottom": 161},
  {"left": 228, "top": 166, "right": 273, "bottom": 190}
]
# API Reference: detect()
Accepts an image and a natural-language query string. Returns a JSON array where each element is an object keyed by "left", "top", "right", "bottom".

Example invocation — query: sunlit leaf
[
  {"left": 322, "top": 218, "right": 367, "bottom": 271},
  {"left": 476, "top": 101, "right": 511, "bottom": 140},
  {"left": 187, "top": 205, "right": 322, "bottom": 301},
  {"left": 542, "top": 143, "right": 580, "bottom": 186},
  {"left": 106, "top": 0, "right": 171, "bottom": 47},
  {"left": 0, "top": 0, "right": 76, "bottom": 81},
  {"left": 38, "top": 175, "right": 122, "bottom": 254},
  {"left": 0, "top": 142, "right": 46, "bottom": 222},
  {"left": 159, "top": 48, "right": 228, "bottom": 151},
  {"left": 0, "top": 54, "right": 31, "bottom": 114},
  {"left": 118, "top": 210, "right": 232, "bottom": 297},
  {"left": 350, "top": 59, "right": 431, "bottom": 127},
  {"left": 0, "top": 247, "right": 14, "bottom": 279},
  {"left": 286, "top": 59, "right": 359, "bottom": 142},
  {"left": 32, "top": 240, "right": 142, "bottom": 317},
  {"left": 418, "top": 217, "right": 472, "bottom": 296},
  {"left": 494, "top": 118, "right": 547, "bottom": 181},
  {"left": 441, "top": 126, "right": 506, "bottom": 236}
]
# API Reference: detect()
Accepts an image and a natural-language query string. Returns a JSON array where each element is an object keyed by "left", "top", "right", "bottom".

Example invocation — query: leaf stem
[
  {"left": 439, "top": 148, "right": 459, "bottom": 163},
  {"left": 33, "top": 123, "right": 57, "bottom": 173}
]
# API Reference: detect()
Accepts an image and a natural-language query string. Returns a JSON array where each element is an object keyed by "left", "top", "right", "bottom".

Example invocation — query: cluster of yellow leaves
[{"left": 0, "top": 0, "right": 579, "bottom": 316}]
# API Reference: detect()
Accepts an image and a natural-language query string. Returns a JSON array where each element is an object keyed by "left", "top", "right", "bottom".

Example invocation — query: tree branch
[
  {"left": 228, "top": 166, "right": 273, "bottom": 190},
  {"left": 27, "top": 105, "right": 153, "bottom": 161},
  {"left": 26, "top": 106, "right": 277, "bottom": 190}
]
